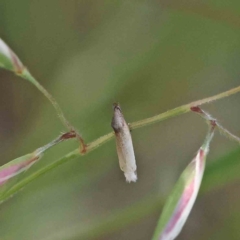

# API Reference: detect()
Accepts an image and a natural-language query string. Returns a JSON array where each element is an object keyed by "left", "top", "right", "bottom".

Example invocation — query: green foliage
[{"left": 1, "top": 1, "right": 240, "bottom": 240}]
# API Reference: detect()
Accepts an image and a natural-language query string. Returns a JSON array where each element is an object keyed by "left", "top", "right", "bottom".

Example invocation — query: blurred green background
[{"left": 0, "top": 0, "right": 240, "bottom": 239}]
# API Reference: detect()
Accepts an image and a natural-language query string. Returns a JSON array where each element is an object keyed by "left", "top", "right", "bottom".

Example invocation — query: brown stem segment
[{"left": 78, "top": 136, "right": 87, "bottom": 154}]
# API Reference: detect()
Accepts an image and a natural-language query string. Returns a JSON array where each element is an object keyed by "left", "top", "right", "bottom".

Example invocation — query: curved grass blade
[{"left": 152, "top": 124, "right": 215, "bottom": 240}]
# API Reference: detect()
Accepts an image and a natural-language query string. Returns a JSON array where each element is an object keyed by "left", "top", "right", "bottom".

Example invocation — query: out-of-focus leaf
[{"left": 152, "top": 127, "right": 214, "bottom": 240}]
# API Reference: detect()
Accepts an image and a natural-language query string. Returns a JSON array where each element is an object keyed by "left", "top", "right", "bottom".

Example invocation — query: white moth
[{"left": 111, "top": 103, "right": 137, "bottom": 182}]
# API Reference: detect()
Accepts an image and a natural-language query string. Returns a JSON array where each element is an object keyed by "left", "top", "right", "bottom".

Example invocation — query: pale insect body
[{"left": 111, "top": 104, "right": 137, "bottom": 182}]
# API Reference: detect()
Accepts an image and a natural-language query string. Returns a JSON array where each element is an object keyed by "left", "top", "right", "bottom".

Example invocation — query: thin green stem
[
  {"left": 86, "top": 132, "right": 115, "bottom": 152},
  {"left": 20, "top": 70, "right": 87, "bottom": 150},
  {"left": 1, "top": 85, "right": 240, "bottom": 202},
  {"left": 20, "top": 69, "right": 72, "bottom": 130},
  {"left": 130, "top": 85, "right": 240, "bottom": 130},
  {"left": 217, "top": 124, "right": 240, "bottom": 144}
]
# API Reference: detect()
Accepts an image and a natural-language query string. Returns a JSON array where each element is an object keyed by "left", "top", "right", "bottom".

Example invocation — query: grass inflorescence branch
[{"left": 1, "top": 85, "right": 240, "bottom": 203}]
